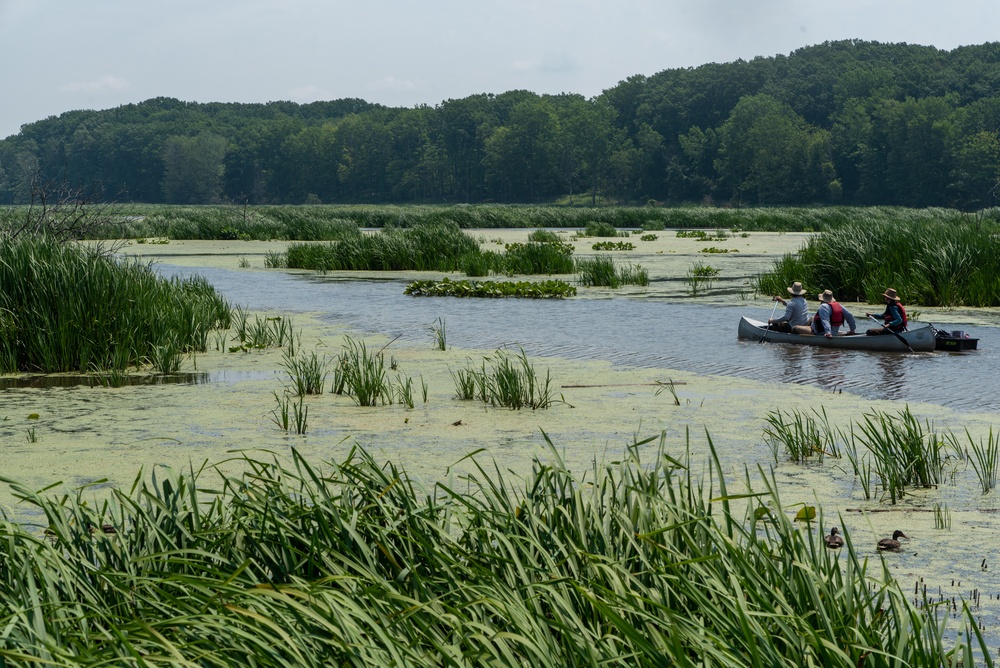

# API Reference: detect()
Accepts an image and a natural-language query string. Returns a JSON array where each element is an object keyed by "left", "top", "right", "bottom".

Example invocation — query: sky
[{"left": 2, "top": 0, "right": 999, "bottom": 139}]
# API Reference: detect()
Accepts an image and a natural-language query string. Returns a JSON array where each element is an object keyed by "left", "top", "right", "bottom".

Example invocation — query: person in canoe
[
  {"left": 768, "top": 282, "right": 810, "bottom": 333},
  {"left": 793, "top": 289, "right": 857, "bottom": 337},
  {"left": 865, "top": 288, "right": 907, "bottom": 336}
]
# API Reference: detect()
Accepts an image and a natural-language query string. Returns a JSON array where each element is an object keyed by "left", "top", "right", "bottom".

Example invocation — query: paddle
[
  {"left": 867, "top": 314, "right": 914, "bottom": 352},
  {"left": 759, "top": 299, "right": 780, "bottom": 344}
]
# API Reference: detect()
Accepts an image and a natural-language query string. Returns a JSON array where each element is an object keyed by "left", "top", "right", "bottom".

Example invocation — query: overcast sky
[{"left": 2, "top": 0, "right": 999, "bottom": 139}]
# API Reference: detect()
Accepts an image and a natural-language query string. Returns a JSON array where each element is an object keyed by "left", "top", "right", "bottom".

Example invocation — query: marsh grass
[
  {"left": 755, "top": 217, "right": 1000, "bottom": 306},
  {"left": 330, "top": 337, "right": 415, "bottom": 407},
  {"left": 282, "top": 349, "right": 329, "bottom": 396},
  {"left": 934, "top": 503, "right": 953, "bottom": 530},
  {"left": 0, "top": 235, "right": 230, "bottom": 374},
  {"left": 686, "top": 261, "right": 721, "bottom": 296},
  {"left": 967, "top": 428, "right": 1000, "bottom": 493},
  {"left": 452, "top": 347, "right": 556, "bottom": 409},
  {"left": 855, "top": 407, "right": 956, "bottom": 503},
  {"left": 430, "top": 317, "right": 446, "bottom": 350},
  {"left": 490, "top": 241, "right": 575, "bottom": 275},
  {"left": 763, "top": 408, "right": 841, "bottom": 464},
  {"left": 0, "top": 436, "right": 985, "bottom": 665},
  {"left": 263, "top": 250, "right": 286, "bottom": 268},
  {"left": 286, "top": 222, "right": 478, "bottom": 272}
]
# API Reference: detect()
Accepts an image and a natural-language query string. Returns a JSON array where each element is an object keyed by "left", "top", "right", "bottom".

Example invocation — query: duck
[
  {"left": 877, "top": 530, "right": 908, "bottom": 551},
  {"left": 824, "top": 526, "right": 844, "bottom": 549}
]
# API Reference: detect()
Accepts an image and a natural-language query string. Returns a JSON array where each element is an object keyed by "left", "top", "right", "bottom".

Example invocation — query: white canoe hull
[{"left": 737, "top": 317, "right": 935, "bottom": 352}]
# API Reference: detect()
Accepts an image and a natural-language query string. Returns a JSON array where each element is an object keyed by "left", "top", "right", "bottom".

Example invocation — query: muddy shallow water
[{"left": 5, "top": 230, "right": 1000, "bottom": 647}]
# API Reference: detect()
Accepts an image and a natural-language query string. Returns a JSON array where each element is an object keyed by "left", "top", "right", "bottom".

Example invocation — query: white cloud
[
  {"left": 59, "top": 75, "right": 130, "bottom": 94},
  {"left": 365, "top": 76, "right": 419, "bottom": 92}
]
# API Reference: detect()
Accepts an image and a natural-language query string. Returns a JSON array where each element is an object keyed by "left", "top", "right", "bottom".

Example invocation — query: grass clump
[
  {"left": 763, "top": 408, "right": 840, "bottom": 464},
  {"left": 576, "top": 255, "right": 649, "bottom": 288},
  {"left": 286, "top": 221, "right": 479, "bottom": 272},
  {"left": 452, "top": 347, "right": 556, "bottom": 409},
  {"left": 330, "top": 336, "right": 415, "bottom": 407},
  {"left": 489, "top": 241, "right": 575, "bottom": 275},
  {"left": 0, "top": 235, "right": 230, "bottom": 374},
  {"left": 0, "top": 437, "right": 985, "bottom": 664}
]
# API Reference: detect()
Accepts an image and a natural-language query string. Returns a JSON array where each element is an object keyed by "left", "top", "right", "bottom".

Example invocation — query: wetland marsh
[{"left": 4, "top": 228, "right": 1000, "bottom": 662}]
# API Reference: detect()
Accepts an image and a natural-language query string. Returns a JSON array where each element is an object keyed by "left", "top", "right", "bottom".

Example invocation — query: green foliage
[
  {"left": 582, "top": 220, "right": 619, "bottom": 237},
  {"left": 286, "top": 222, "right": 478, "bottom": 272},
  {"left": 0, "top": 437, "right": 985, "bottom": 664},
  {"left": 591, "top": 240, "right": 635, "bottom": 251},
  {"left": 0, "top": 235, "right": 230, "bottom": 374},
  {"left": 491, "top": 240, "right": 575, "bottom": 275},
  {"left": 576, "top": 255, "right": 649, "bottom": 288},
  {"left": 405, "top": 277, "right": 577, "bottom": 299},
  {"left": 452, "top": 347, "right": 556, "bottom": 409},
  {"left": 754, "top": 215, "right": 1000, "bottom": 306},
  {"left": 526, "top": 228, "right": 561, "bottom": 242},
  {"left": 329, "top": 337, "right": 415, "bottom": 407}
]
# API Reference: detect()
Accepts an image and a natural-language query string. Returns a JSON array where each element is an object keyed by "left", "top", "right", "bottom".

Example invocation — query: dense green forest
[{"left": 3, "top": 40, "right": 1000, "bottom": 209}]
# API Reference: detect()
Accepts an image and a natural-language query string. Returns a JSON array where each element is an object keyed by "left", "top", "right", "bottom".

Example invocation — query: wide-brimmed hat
[
  {"left": 882, "top": 288, "right": 901, "bottom": 301},
  {"left": 787, "top": 282, "right": 806, "bottom": 295},
  {"left": 818, "top": 289, "right": 835, "bottom": 303}
]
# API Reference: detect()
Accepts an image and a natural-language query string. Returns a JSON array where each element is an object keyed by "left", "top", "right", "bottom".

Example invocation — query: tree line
[{"left": 3, "top": 39, "right": 1000, "bottom": 209}]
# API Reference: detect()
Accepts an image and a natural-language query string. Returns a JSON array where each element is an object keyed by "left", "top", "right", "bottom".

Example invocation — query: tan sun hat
[
  {"left": 787, "top": 282, "right": 806, "bottom": 296},
  {"left": 818, "top": 289, "right": 835, "bottom": 303},
  {"left": 882, "top": 288, "right": 900, "bottom": 301}
]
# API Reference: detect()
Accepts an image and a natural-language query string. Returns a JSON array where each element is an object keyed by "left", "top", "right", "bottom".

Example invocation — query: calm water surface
[{"left": 161, "top": 266, "right": 1000, "bottom": 413}]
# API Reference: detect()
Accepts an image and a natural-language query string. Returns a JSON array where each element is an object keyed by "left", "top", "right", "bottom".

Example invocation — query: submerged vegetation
[
  {"left": 0, "top": 235, "right": 230, "bottom": 374},
  {"left": 755, "top": 217, "right": 1000, "bottom": 306},
  {"left": 0, "top": 437, "right": 987, "bottom": 665}
]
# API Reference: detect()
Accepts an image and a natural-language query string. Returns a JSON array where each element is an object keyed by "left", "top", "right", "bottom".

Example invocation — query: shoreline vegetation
[
  {"left": 0, "top": 235, "right": 231, "bottom": 375},
  {"left": 0, "top": 439, "right": 987, "bottom": 665},
  {"left": 3, "top": 203, "right": 994, "bottom": 240}
]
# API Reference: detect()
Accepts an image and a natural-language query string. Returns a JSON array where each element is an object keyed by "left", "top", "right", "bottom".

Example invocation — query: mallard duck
[
  {"left": 877, "top": 530, "right": 907, "bottom": 551},
  {"left": 824, "top": 526, "right": 844, "bottom": 549}
]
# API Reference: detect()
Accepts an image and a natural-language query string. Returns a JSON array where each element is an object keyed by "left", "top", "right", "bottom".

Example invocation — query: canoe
[{"left": 737, "top": 317, "right": 936, "bottom": 352}]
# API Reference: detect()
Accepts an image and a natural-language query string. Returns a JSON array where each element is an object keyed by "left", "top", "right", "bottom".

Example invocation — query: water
[{"left": 160, "top": 265, "right": 1000, "bottom": 413}]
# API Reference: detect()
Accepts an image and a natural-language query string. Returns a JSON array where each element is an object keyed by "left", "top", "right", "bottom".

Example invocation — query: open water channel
[{"left": 160, "top": 264, "right": 1000, "bottom": 414}]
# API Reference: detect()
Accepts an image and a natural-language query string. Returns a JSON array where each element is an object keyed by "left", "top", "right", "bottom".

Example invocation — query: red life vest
[
  {"left": 813, "top": 301, "right": 844, "bottom": 332},
  {"left": 883, "top": 302, "right": 908, "bottom": 330}
]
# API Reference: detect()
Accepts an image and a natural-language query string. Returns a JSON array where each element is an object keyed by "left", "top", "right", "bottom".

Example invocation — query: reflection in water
[
  {"left": 873, "top": 354, "right": 907, "bottom": 400},
  {"left": 154, "top": 265, "right": 998, "bottom": 413},
  {"left": 0, "top": 370, "right": 279, "bottom": 390}
]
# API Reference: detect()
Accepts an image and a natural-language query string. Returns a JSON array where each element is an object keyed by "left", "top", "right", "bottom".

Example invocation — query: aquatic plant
[
  {"left": 286, "top": 221, "right": 479, "bottom": 272},
  {"left": 452, "top": 347, "right": 555, "bottom": 410},
  {"left": 0, "top": 437, "right": 985, "bottom": 664},
  {"left": 330, "top": 337, "right": 388, "bottom": 406},
  {"left": 263, "top": 250, "right": 286, "bottom": 268},
  {"left": 754, "top": 217, "right": 1000, "bottom": 306},
  {"left": 639, "top": 233, "right": 658, "bottom": 241},
  {"left": 591, "top": 240, "right": 635, "bottom": 251},
  {"left": 763, "top": 408, "right": 841, "bottom": 464},
  {"left": 685, "top": 261, "right": 721, "bottom": 295},
  {"left": 967, "top": 428, "right": 1000, "bottom": 494},
  {"left": 430, "top": 317, "right": 446, "bottom": 351},
  {"left": 0, "top": 235, "right": 230, "bottom": 374},
  {"left": 853, "top": 406, "right": 957, "bottom": 504},
  {"left": 283, "top": 349, "right": 329, "bottom": 396},
  {"left": 405, "top": 277, "right": 577, "bottom": 299},
  {"left": 490, "top": 241, "right": 575, "bottom": 275},
  {"left": 526, "top": 228, "right": 561, "bottom": 243},
  {"left": 582, "top": 220, "right": 619, "bottom": 237}
]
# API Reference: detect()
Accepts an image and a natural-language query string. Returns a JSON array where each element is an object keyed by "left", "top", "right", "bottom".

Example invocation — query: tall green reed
[
  {"left": 0, "top": 234, "right": 230, "bottom": 374},
  {"left": 0, "top": 436, "right": 985, "bottom": 665}
]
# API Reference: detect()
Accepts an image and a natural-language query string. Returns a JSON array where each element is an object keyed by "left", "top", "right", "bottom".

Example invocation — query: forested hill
[{"left": 3, "top": 39, "right": 1000, "bottom": 209}]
